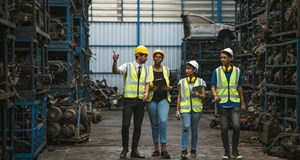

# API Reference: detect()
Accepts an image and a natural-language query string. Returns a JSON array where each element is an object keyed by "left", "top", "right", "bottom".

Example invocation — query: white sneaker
[
  {"left": 222, "top": 153, "right": 230, "bottom": 159},
  {"left": 232, "top": 152, "right": 242, "bottom": 159}
]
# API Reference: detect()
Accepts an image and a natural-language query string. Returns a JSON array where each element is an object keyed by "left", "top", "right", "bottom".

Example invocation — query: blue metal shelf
[
  {"left": 0, "top": 100, "right": 15, "bottom": 160},
  {"left": 73, "top": 16, "right": 86, "bottom": 55},
  {"left": 15, "top": 98, "right": 47, "bottom": 159}
]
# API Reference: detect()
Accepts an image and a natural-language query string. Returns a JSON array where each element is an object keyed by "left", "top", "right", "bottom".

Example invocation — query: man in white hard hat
[{"left": 211, "top": 48, "right": 245, "bottom": 160}]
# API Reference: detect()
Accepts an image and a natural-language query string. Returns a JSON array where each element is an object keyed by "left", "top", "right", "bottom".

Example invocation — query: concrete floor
[{"left": 39, "top": 107, "right": 286, "bottom": 160}]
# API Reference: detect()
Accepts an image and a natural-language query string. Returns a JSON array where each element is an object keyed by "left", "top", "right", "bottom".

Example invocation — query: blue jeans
[
  {"left": 218, "top": 107, "right": 240, "bottom": 154},
  {"left": 181, "top": 111, "right": 202, "bottom": 149},
  {"left": 147, "top": 99, "right": 169, "bottom": 144}
]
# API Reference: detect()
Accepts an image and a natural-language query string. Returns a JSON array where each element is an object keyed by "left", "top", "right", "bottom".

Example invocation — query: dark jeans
[
  {"left": 218, "top": 107, "right": 240, "bottom": 154},
  {"left": 122, "top": 98, "right": 146, "bottom": 150}
]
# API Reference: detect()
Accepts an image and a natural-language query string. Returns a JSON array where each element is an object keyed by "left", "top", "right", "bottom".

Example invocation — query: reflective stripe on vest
[
  {"left": 124, "top": 62, "right": 147, "bottom": 99},
  {"left": 147, "top": 66, "right": 171, "bottom": 102},
  {"left": 179, "top": 78, "right": 203, "bottom": 113},
  {"left": 216, "top": 66, "right": 240, "bottom": 104}
]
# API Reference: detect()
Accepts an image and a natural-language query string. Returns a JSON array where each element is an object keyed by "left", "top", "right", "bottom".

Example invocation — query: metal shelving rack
[
  {"left": 48, "top": 0, "right": 76, "bottom": 100},
  {"left": 47, "top": 0, "right": 92, "bottom": 143},
  {"left": 234, "top": 0, "right": 266, "bottom": 106},
  {"left": 13, "top": 0, "right": 50, "bottom": 159},
  {"left": 14, "top": 98, "right": 47, "bottom": 159},
  {"left": 264, "top": 0, "right": 300, "bottom": 133},
  {"left": 0, "top": 1, "right": 16, "bottom": 159}
]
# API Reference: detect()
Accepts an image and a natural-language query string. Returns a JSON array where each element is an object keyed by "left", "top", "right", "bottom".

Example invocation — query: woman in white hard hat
[
  {"left": 211, "top": 48, "right": 245, "bottom": 160},
  {"left": 147, "top": 49, "right": 173, "bottom": 159},
  {"left": 176, "top": 60, "right": 206, "bottom": 159}
]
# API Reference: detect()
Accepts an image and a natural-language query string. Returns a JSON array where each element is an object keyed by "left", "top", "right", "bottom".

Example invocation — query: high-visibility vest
[
  {"left": 123, "top": 62, "right": 147, "bottom": 99},
  {"left": 147, "top": 65, "right": 171, "bottom": 102},
  {"left": 215, "top": 66, "right": 240, "bottom": 104},
  {"left": 179, "top": 77, "right": 204, "bottom": 113}
]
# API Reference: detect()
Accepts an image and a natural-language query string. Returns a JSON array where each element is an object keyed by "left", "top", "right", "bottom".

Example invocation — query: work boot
[
  {"left": 161, "top": 144, "right": 170, "bottom": 159},
  {"left": 190, "top": 149, "right": 197, "bottom": 158},
  {"left": 120, "top": 147, "right": 128, "bottom": 159},
  {"left": 181, "top": 149, "right": 188, "bottom": 159},
  {"left": 152, "top": 144, "right": 160, "bottom": 157},
  {"left": 130, "top": 150, "right": 145, "bottom": 158}
]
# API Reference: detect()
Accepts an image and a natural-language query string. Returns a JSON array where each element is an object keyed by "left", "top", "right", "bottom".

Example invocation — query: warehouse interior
[{"left": 0, "top": 0, "right": 300, "bottom": 159}]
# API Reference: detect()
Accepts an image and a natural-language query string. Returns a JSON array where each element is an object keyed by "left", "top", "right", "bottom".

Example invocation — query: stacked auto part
[
  {"left": 47, "top": 0, "right": 97, "bottom": 143},
  {"left": 89, "top": 79, "right": 121, "bottom": 111},
  {"left": 235, "top": 0, "right": 300, "bottom": 158},
  {"left": 0, "top": 0, "right": 16, "bottom": 159},
  {"left": 11, "top": 0, "right": 50, "bottom": 159}
]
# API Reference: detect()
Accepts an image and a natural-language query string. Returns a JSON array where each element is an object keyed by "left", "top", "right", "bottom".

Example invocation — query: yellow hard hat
[
  {"left": 134, "top": 45, "right": 149, "bottom": 55},
  {"left": 152, "top": 49, "right": 165, "bottom": 59}
]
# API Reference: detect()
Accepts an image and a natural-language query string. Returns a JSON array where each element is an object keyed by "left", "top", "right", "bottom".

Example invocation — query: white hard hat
[
  {"left": 187, "top": 60, "right": 199, "bottom": 71},
  {"left": 222, "top": 48, "right": 234, "bottom": 59}
]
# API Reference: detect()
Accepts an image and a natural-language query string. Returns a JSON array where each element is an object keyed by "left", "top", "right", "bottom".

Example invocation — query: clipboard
[
  {"left": 153, "top": 78, "right": 166, "bottom": 87},
  {"left": 192, "top": 86, "right": 202, "bottom": 94}
]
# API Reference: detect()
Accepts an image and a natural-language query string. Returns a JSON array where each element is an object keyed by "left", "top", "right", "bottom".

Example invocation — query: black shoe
[
  {"left": 120, "top": 147, "right": 128, "bottom": 159},
  {"left": 222, "top": 153, "right": 230, "bottom": 160},
  {"left": 161, "top": 150, "right": 171, "bottom": 159},
  {"left": 181, "top": 149, "right": 188, "bottom": 159},
  {"left": 130, "top": 150, "right": 145, "bottom": 158},
  {"left": 151, "top": 150, "right": 160, "bottom": 157},
  {"left": 232, "top": 152, "right": 242, "bottom": 159},
  {"left": 190, "top": 149, "right": 197, "bottom": 158}
]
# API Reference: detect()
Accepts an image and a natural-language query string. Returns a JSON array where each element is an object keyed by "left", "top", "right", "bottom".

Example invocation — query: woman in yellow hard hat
[{"left": 147, "top": 49, "right": 172, "bottom": 159}]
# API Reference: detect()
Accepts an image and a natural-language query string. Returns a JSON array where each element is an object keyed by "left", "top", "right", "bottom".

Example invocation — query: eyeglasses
[{"left": 154, "top": 56, "right": 163, "bottom": 59}]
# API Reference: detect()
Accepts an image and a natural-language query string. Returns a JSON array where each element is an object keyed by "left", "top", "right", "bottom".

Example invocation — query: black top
[{"left": 152, "top": 71, "right": 172, "bottom": 102}]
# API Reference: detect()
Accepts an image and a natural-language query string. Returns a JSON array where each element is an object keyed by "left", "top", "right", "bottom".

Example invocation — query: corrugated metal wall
[
  {"left": 89, "top": 0, "right": 236, "bottom": 93},
  {"left": 90, "top": 22, "right": 183, "bottom": 92}
]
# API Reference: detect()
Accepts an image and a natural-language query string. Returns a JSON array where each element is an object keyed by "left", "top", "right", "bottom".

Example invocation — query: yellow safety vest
[
  {"left": 123, "top": 62, "right": 147, "bottom": 99},
  {"left": 179, "top": 77, "right": 204, "bottom": 113},
  {"left": 216, "top": 66, "right": 240, "bottom": 104},
  {"left": 147, "top": 66, "right": 171, "bottom": 102}
]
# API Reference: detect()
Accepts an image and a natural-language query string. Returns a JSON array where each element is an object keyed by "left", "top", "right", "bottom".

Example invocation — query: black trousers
[{"left": 122, "top": 98, "right": 146, "bottom": 150}]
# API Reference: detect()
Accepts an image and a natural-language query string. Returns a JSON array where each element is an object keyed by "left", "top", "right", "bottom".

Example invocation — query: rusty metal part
[
  {"left": 81, "top": 102, "right": 88, "bottom": 122},
  {"left": 91, "top": 109, "right": 102, "bottom": 124},
  {"left": 63, "top": 108, "right": 77, "bottom": 122},
  {"left": 61, "top": 124, "right": 76, "bottom": 137},
  {"left": 50, "top": 18, "right": 66, "bottom": 40},
  {"left": 47, "top": 106, "right": 63, "bottom": 123},
  {"left": 47, "top": 123, "right": 61, "bottom": 138}
]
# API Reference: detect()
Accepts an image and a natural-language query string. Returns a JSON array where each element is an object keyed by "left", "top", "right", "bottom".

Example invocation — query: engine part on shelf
[
  {"left": 50, "top": 18, "right": 66, "bottom": 40},
  {"left": 264, "top": 133, "right": 300, "bottom": 159},
  {"left": 274, "top": 70, "right": 281, "bottom": 84},
  {"left": 80, "top": 102, "right": 88, "bottom": 122},
  {"left": 292, "top": 71, "right": 296, "bottom": 85},
  {"left": 61, "top": 123, "right": 75, "bottom": 137},
  {"left": 48, "top": 60, "right": 68, "bottom": 85},
  {"left": 285, "top": 48, "right": 296, "bottom": 65},
  {"left": 284, "top": 0, "right": 297, "bottom": 31},
  {"left": 47, "top": 123, "right": 61, "bottom": 138},
  {"left": 47, "top": 106, "right": 63, "bottom": 123},
  {"left": 91, "top": 108, "right": 102, "bottom": 124},
  {"left": 63, "top": 108, "right": 77, "bottom": 122}
]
